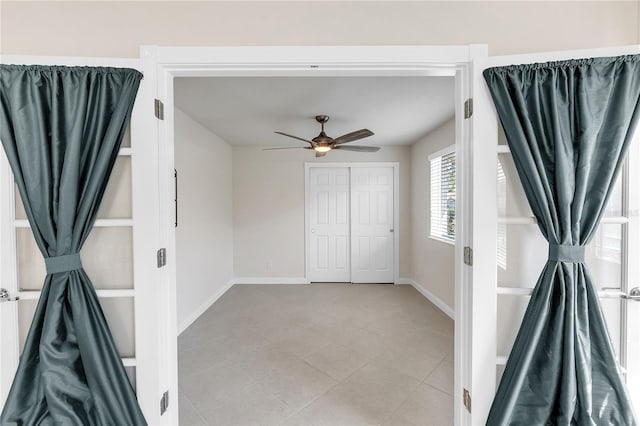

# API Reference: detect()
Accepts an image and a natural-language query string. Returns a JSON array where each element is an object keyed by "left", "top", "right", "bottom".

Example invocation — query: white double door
[
  {"left": 308, "top": 165, "right": 395, "bottom": 283},
  {"left": 0, "top": 54, "right": 170, "bottom": 424},
  {"left": 478, "top": 45, "right": 640, "bottom": 421}
]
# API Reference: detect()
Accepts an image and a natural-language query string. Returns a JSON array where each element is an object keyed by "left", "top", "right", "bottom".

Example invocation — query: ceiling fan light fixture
[{"left": 272, "top": 115, "right": 377, "bottom": 156}]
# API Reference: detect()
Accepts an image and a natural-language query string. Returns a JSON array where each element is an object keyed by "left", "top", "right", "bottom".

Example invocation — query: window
[
  {"left": 430, "top": 146, "right": 456, "bottom": 243},
  {"left": 594, "top": 173, "right": 623, "bottom": 265},
  {"left": 594, "top": 224, "right": 622, "bottom": 264},
  {"left": 497, "top": 159, "right": 507, "bottom": 269}
]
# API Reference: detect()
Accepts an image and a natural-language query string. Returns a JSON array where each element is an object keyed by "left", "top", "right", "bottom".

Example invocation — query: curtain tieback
[
  {"left": 548, "top": 244, "right": 585, "bottom": 263},
  {"left": 45, "top": 253, "right": 82, "bottom": 274}
]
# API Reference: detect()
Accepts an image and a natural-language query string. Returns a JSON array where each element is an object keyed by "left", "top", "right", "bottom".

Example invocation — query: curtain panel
[
  {"left": 0, "top": 65, "right": 146, "bottom": 425},
  {"left": 483, "top": 56, "right": 640, "bottom": 425}
]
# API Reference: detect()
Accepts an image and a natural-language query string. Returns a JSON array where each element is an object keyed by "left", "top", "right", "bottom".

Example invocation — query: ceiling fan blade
[
  {"left": 316, "top": 151, "right": 327, "bottom": 158},
  {"left": 263, "top": 146, "right": 313, "bottom": 150},
  {"left": 274, "top": 131, "right": 314, "bottom": 145},
  {"left": 333, "top": 129, "right": 374, "bottom": 145},
  {"left": 334, "top": 145, "right": 380, "bottom": 152}
]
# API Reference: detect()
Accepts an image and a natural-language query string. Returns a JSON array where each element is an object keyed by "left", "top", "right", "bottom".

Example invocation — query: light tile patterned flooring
[{"left": 178, "top": 284, "right": 454, "bottom": 426}]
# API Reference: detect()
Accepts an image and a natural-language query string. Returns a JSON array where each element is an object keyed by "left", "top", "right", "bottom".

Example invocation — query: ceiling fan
[{"left": 265, "top": 115, "right": 380, "bottom": 157}]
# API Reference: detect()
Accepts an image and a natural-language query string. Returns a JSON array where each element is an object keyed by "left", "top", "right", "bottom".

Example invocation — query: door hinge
[
  {"left": 463, "top": 388, "right": 471, "bottom": 413},
  {"left": 464, "top": 98, "right": 473, "bottom": 119},
  {"left": 464, "top": 246, "right": 473, "bottom": 266},
  {"left": 154, "top": 99, "right": 165, "bottom": 120},
  {"left": 157, "top": 248, "right": 167, "bottom": 268},
  {"left": 160, "top": 390, "right": 169, "bottom": 415}
]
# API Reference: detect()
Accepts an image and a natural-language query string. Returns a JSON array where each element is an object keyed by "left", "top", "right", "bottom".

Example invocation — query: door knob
[
  {"left": 0, "top": 288, "right": 19, "bottom": 303},
  {"left": 311, "top": 229, "right": 315, "bottom": 233}
]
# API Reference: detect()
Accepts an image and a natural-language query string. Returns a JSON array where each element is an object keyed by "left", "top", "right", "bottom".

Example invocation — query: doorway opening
[{"left": 154, "top": 45, "right": 480, "bottom": 425}]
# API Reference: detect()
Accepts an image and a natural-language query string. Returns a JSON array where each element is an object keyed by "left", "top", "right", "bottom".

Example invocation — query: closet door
[
  {"left": 308, "top": 167, "right": 350, "bottom": 282},
  {"left": 350, "top": 167, "right": 394, "bottom": 283}
]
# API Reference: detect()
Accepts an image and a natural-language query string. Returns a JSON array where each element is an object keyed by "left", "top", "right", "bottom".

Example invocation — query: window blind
[{"left": 430, "top": 148, "right": 456, "bottom": 242}]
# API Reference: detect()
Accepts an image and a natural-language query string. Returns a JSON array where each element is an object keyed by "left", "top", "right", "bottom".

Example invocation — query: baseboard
[
  {"left": 407, "top": 279, "right": 455, "bottom": 319},
  {"left": 177, "top": 278, "right": 235, "bottom": 335},
  {"left": 234, "top": 277, "right": 310, "bottom": 285},
  {"left": 395, "top": 277, "right": 413, "bottom": 285}
]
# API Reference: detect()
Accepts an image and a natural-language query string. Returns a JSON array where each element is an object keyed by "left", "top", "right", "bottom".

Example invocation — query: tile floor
[{"left": 178, "top": 284, "right": 454, "bottom": 426}]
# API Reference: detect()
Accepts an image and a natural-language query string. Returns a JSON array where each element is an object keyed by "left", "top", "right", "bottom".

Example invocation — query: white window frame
[{"left": 429, "top": 145, "right": 456, "bottom": 245}]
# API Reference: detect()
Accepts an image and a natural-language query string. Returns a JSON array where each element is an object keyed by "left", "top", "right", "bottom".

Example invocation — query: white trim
[
  {"left": 153, "top": 44, "right": 482, "bottom": 426},
  {"left": 0, "top": 140, "right": 19, "bottom": 408},
  {"left": 498, "top": 216, "right": 629, "bottom": 225},
  {"left": 429, "top": 235, "right": 455, "bottom": 246},
  {"left": 152, "top": 45, "right": 473, "bottom": 67},
  {"left": 497, "top": 216, "right": 537, "bottom": 225},
  {"left": 122, "top": 357, "right": 137, "bottom": 367},
  {"left": 177, "top": 278, "right": 235, "bottom": 335},
  {"left": 428, "top": 144, "right": 455, "bottom": 161},
  {"left": 13, "top": 218, "right": 134, "bottom": 228},
  {"left": 395, "top": 277, "right": 413, "bottom": 285},
  {"left": 234, "top": 277, "right": 310, "bottom": 285},
  {"left": 496, "top": 287, "right": 533, "bottom": 296},
  {"left": 406, "top": 279, "right": 455, "bottom": 319},
  {"left": 304, "top": 162, "right": 400, "bottom": 284},
  {"left": 454, "top": 47, "right": 479, "bottom": 426},
  {"left": 17, "top": 289, "right": 136, "bottom": 300},
  {"left": 497, "top": 286, "right": 627, "bottom": 300},
  {"left": 393, "top": 165, "right": 400, "bottom": 286},
  {"left": 0, "top": 55, "right": 146, "bottom": 68}
]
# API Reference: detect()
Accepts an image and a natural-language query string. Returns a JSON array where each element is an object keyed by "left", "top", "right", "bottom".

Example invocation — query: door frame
[
  {"left": 150, "top": 44, "right": 487, "bottom": 425},
  {"left": 304, "top": 162, "right": 400, "bottom": 284}
]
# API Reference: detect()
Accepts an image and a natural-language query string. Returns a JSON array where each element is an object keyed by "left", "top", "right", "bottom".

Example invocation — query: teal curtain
[
  {"left": 0, "top": 65, "right": 146, "bottom": 425},
  {"left": 483, "top": 56, "right": 640, "bottom": 425}
]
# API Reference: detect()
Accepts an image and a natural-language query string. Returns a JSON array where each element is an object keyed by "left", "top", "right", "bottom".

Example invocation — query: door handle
[
  {"left": 174, "top": 168, "right": 178, "bottom": 228},
  {"left": 0, "top": 288, "right": 19, "bottom": 302},
  {"left": 623, "top": 287, "right": 640, "bottom": 301},
  {"left": 311, "top": 229, "right": 315, "bottom": 233}
]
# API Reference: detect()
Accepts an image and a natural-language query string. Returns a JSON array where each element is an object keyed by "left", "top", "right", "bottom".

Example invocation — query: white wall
[
  {"left": 411, "top": 119, "right": 456, "bottom": 309},
  {"left": 174, "top": 108, "right": 233, "bottom": 331},
  {"left": 232, "top": 146, "right": 412, "bottom": 280},
  {"left": 1, "top": 2, "right": 637, "bottom": 57}
]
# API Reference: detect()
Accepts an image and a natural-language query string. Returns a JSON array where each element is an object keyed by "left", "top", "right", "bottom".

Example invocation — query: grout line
[
  {"left": 179, "top": 389, "right": 209, "bottom": 425},
  {"left": 278, "top": 380, "right": 341, "bottom": 422},
  {"left": 421, "top": 382, "right": 455, "bottom": 398},
  {"left": 382, "top": 370, "right": 424, "bottom": 424},
  {"left": 421, "top": 357, "right": 454, "bottom": 397}
]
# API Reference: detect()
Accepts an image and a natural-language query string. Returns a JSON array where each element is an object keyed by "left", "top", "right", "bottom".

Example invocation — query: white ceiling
[{"left": 174, "top": 76, "right": 455, "bottom": 147}]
